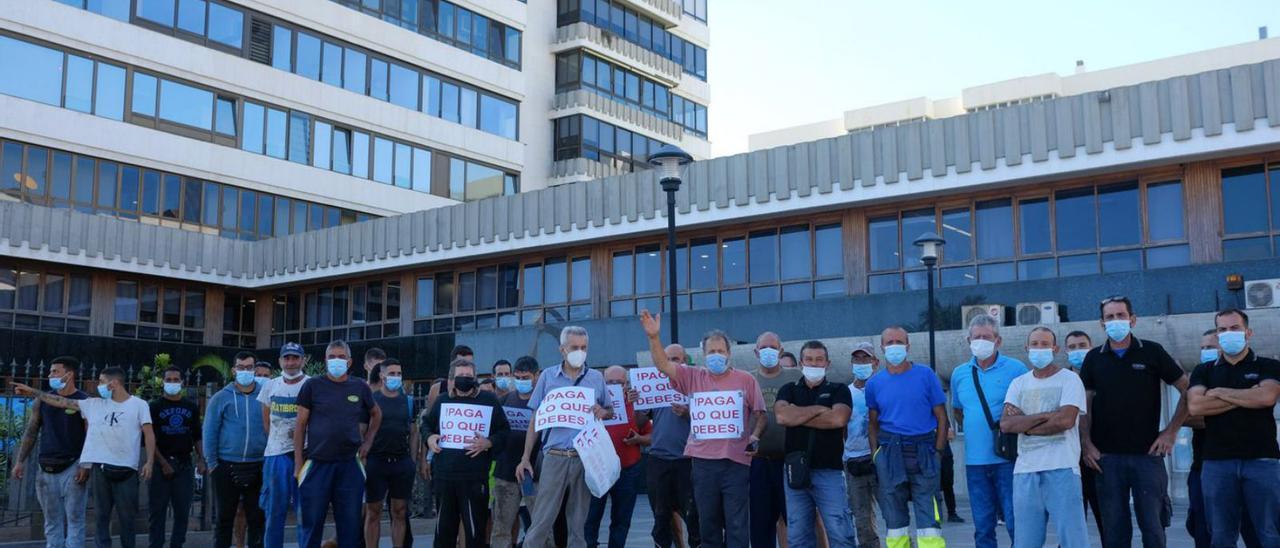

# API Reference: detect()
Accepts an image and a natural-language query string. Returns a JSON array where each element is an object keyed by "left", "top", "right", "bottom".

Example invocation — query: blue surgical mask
[
  {"left": 255, "top": 376, "right": 269, "bottom": 386},
  {"left": 705, "top": 354, "right": 729, "bottom": 375},
  {"left": 49, "top": 376, "right": 66, "bottom": 391},
  {"left": 163, "top": 382, "right": 182, "bottom": 396},
  {"left": 852, "top": 364, "right": 874, "bottom": 380},
  {"left": 1067, "top": 349, "right": 1088, "bottom": 368},
  {"left": 883, "top": 345, "right": 908, "bottom": 366},
  {"left": 1028, "top": 348, "right": 1055, "bottom": 370},
  {"left": 495, "top": 377, "right": 513, "bottom": 391},
  {"left": 757, "top": 348, "right": 780, "bottom": 369},
  {"left": 97, "top": 384, "right": 112, "bottom": 399},
  {"left": 1104, "top": 320, "right": 1131, "bottom": 342},
  {"left": 235, "top": 370, "right": 255, "bottom": 387},
  {"left": 385, "top": 376, "right": 403, "bottom": 390},
  {"left": 326, "top": 358, "right": 349, "bottom": 378},
  {"left": 1218, "top": 331, "right": 1247, "bottom": 356},
  {"left": 515, "top": 378, "right": 534, "bottom": 394},
  {"left": 1200, "top": 348, "right": 1220, "bottom": 364}
]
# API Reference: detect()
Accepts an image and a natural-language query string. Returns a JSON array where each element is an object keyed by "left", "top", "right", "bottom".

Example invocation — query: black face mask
[{"left": 453, "top": 376, "right": 477, "bottom": 394}]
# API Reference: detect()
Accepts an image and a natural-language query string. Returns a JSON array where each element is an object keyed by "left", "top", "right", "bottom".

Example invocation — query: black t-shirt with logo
[
  {"left": 1189, "top": 351, "right": 1280, "bottom": 460},
  {"left": 150, "top": 397, "right": 201, "bottom": 460},
  {"left": 1080, "top": 338, "right": 1184, "bottom": 455},
  {"left": 776, "top": 379, "right": 853, "bottom": 470},
  {"left": 296, "top": 375, "right": 376, "bottom": 462}
]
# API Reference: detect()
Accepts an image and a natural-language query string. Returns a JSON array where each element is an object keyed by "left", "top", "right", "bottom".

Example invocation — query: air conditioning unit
[
  {"left": 1245, "top": 278, "right": 1280, "bottom": 309},
  {"left": 1016, "top": 302, "right": 1060, "bottom": 325},
  {"left": 961, "top": 304, "right": 1005, "bottom": 327}
]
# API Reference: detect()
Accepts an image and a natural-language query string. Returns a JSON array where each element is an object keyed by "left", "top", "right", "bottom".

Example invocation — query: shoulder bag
[{"left": 970, "top": 366, "right": 1018, "bottom": 461}]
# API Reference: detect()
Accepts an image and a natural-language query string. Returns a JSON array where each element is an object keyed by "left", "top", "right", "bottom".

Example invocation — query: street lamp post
[
  {"left": 648, "top": 145, "right": 694, "bottom": 343},
  {"left": 913, "top": 232, "right": 946, "bottom": 371}
]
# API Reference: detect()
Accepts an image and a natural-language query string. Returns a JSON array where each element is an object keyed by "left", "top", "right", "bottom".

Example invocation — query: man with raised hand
[
  {"left": 1001, "top": 327, "right": 1088, "bottom": 548},
  {"left": 646, "top": 344, "right": 700, "bottom": 548},
  {"left": 1080, "top": 295, "right": 1188, "bottom": 548},
  {"left": 641, "top": 310, "right": 766, "bottom": 548},
  {"left": 294, "top": 340, "right": 382, "bottom": 548},
  {"left": 15, "top": 366, "right": 156, "bottom": 548},
  {"left": 865, "top": 326, "right": 948, "bottom": 548},
  {"left": 1187, "top": 308, "right": 1280, "bottom": 548},
  {"left": 515, "top": 326, "right": 613, "bottom": 548},
  {"left": 12, "top": 355, "right": 90, "bottom": 548}
]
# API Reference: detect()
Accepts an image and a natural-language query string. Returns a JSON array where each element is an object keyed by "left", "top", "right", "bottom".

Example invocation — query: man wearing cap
[
  {"left": 844, "top": 342, "right": 880, "bottom": 548},
  {"left": 258, "top": 343, "right": 308, "bottom": 548}
]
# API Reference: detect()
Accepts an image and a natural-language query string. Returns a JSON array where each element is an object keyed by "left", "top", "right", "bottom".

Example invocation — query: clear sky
[{"left": 708, "top": 0, "right": 1280, "bottom": 156}]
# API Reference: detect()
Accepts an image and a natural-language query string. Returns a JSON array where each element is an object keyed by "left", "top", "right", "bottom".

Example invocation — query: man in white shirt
[
  {"left": 843, "top": 342, "right": 879, "bottom": 548},
  {"left": 1000, "top": 327, "right": 1088, "bottom": 548},
  {"left": 258, "top": 342, "right": 308, "bottom": 548},
  {"left": 16, "top": 366, "right": 156, "bottom": 548}
]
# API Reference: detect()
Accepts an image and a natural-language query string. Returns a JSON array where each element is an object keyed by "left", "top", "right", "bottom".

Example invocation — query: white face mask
[
  {"left": 566, "top": 350, "right": 587, "bottom": 368},
  {"left": 801, "top": 366, "right": 826, "bottom": 383},
  {"left": 283, "top": 370, "right": 304, "bottom": 380},
  {"left": 970, "top": 339, "right": 996, "bottom": 361}
]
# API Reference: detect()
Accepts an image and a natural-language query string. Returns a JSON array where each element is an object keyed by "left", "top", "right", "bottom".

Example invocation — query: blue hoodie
[{"left": 203, "top": 382, "right": 268, "bottom": 470}]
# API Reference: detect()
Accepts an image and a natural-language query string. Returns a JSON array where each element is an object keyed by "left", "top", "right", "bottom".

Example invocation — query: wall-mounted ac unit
[
  {"left": 961, "top": 304, "right": 1005, "bottom": 327},
  {"left": 1016, "top": 302, "right": 1060, "bottom": 325},
  {"left": 1245, "top": 278, "right": 1280, "bottom": 309}
]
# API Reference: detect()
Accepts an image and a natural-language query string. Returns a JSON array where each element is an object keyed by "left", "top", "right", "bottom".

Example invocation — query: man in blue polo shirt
[{"left": 950, "top": 314, "right": 1026, "bottom": 548}]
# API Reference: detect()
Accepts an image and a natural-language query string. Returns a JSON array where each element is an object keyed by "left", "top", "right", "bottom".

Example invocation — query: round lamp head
[
  {"left": 647, "top": 144, "right": 694, "bottom": 184},
  {"left": 912, "top": 231, "right": 946, "bottom": 264}
]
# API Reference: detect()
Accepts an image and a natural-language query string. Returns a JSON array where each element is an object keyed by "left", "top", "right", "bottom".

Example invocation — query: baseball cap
[
  {"left": 280, "top": 342, "right": 304, "bottom": 357},
  {"left": 852, "top": 341, "right": 876, "bottom": 358}
]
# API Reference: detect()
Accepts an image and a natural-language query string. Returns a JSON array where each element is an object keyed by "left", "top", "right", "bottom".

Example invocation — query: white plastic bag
[{"left": 573, "top": 420, "right": 620, "bottom": 498}]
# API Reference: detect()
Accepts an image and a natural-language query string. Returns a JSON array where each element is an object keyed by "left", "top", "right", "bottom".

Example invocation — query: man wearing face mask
[
  {"left": 515, "top": 326, "right": 614, "bottom": 548},
  {"left": 149, "top": 366, "right": 205, "bottom": 548},
  {"left": 491, "top": 356, "right": 541, "bottom": 548},
  {"left": 12, "top": 356, "right": 90, "bottom": 548},
  {"left": 17, "top": 366, "right": 158, "bottom": 548},
  {"left": 585, "top": 366, "right": 653, "bottom": 548},
  {"left": 641, "top": 311, "right": 766, "bottom": 548},
  {"left": 364, "top": 359, "right": 416, "bottom": 548},
  {"left": 774, "top": 341, "right": 855, "bottom": 548},
  {"left": 646, "top": 344, "right": 700, "bottom": 548},
  {"left": 493, "top": 360, "right": 515, "bottom": 398},
  {"left": 749, "top": 331, "right": 799, "bottom": 548},
  {"left": 999, "top": 327, "right": 1088, "bottom": 548},
  {"left": 948, "top": 314, "right": 1025, "bottom": 548},
  {"left": 1062, "top": 330, "right": 1103, "bottom": 538},
  {"left": 257, "top": 343, "right": 308, "bottom": 548},
  {"left": 203, "top": 352, "right": 269, "bottom": 548},
  {"left": 865, "top": 326, "right": 948, "bottom": 548},
  {"left": 844, "top": 342, "right": 880, "bottom": 548},
  {"left": 1080, "top": 295, "right": 1188, "bottom": 548},
  {"left": 294, "top": 340, "right": 383, "bottom": 548},
  {"left": 1186, "top": 309, "right": 1280, "bottom": 548}
]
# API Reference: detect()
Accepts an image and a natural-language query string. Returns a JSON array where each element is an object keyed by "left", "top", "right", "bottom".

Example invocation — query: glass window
[
  {"left": 273, "top": 197, "right": 290, "bottom": 237},
  {"left": 722, "top": 237, "right": 746, "bottom": 285},
  {"left": 313, "top": 122, "right": 332, "bottom": 170},
  {"left": 974, "top": 199, "right": 1012, "bottom": 259},
  {"left": 321, "top": 42, "right": 343, "bottom": 87},
  {"left": 51, "top": 151, "right": 72, "bottom": 202},
  {"left": 1058, "top": 254, "right": 1098, "bottom": 277},
  {"left": 370, "top": 59, "right": 388, "bottom": 101},
  {"left": 1054, "top": 188, "right": 1096, "bottom": 251},
  {"left": 373, "top": 137, "right": 393, "bottom": 184},
  {"left": 941, "top": 266, "right": 976, "bottom": 287},
  {"left": 1018, "top": 258, "right": 1055, "bottom": 280},
  {"left": 688, "top": 239, "right": 717, "bottom": 289},
  {"left": 460, "top": 88, "right": 477, "bottom": 128},
  {"left": 1148, "top": 181, "right": 1185, "bottom": 241},
  {"left": 779, "top": 225, "right": 811, "bottom": 280},
  {"left": 256, "top": 193, "right": 272, "bottom": 236},
  {"left": 412, "top": 147, "right": 430, "bottom": 192},
  {"left": 140, "top": 170, "right": 159, "bottom": 215},
  {"left": 352, "top": 132, "right": 370, "bottom": 178},
  {"left": 220, "top": 185, "right": 237, "bottom": 229},
  {"left": 206, "top": 2, "right": 243, "bottom": 48},
  {"left": 265, "top": 108, "right": 287, "bottom": 159},
  {"left": 416, "top": 277, "right": 435, "bottom": 318},
  {"left": 900, "top": 209, "right": 935, "bottom": 265},
  {"left": 1272, "top": 167, "right": 1280, "bottom": 232},
  {"left": 1019, "top": 198, "right": 1050, "bottom": 255},
  {"left": 749, "top": 230, "right": 779, "bottom": 283},
  {"left": 118, "top": 165, "right": 139, "bottom": 213},
  {"left": 1222, "top": 166, "right": 1268, "bottom": 234},
  {"left": 287, "top": 112, "right": 310, "bottom": 164},
  {"left": 635, "top": 246, "right": 661, "bottom": 294},
  {"left": 456, "top": 9, "right": 472, "bottom": 45},
  {"left": 137, "top": 0, "right": 175, "bottom": 25},
  {"left": 295, "top": 33, "right": 321, "bottom": 80},
  {"left": 1223, "top": 236, "right": 1271, "bottom": 261},
  {"left": 572, "top": 257, "right": 591, "bottom": 301},
  {"left": 332, "top": 128, "right": 351, "bottom": 174},
  {"left": 394, "top": 143, "right": 411, "bottom": 188},
  {"left": 213, "top": 97, "right": 235, "bottom": 136},
  {"left": 466, "top": 162, "right": 503, "bottom": 200},
  {"left": 238, "top": 190, "right": 255, "bottom": 233},
  {"left": 0, "top": 37, "right": 64, "bottom": 107},
  {"left": 939, "top": 208, "right": 972, "bottom": 263},
  {"left": 612, "top": 252, "right": 634, "bottom": 296},
  {"left": 389, "top": 64, "right": 418, "bottom": 110},
  {"left": 504, "top": 28, "right": 520, "bottom": 64},
  {"left": 68, "top": 274, "right": 91, "bottom": 316},
  {"left": 1, "top": 142, "right": 20, "bottom": 196},
  {"left": 161, "top": 173, "right": 180, "bottom": 219},
  {"left": 1146, "top": 244, "right": 1190, "bottom": 268},
  {"left": 522, "top": 265, "right": 542, "bottom": 306},
  {"left": 25, "top": 147, "right": 48, "bottom": 199},
  {"left": 449, "top": 158, "right": 465, "bottom": 200},
  {"left": 480, "top": 95, "right": 516, "bottom": 139},
  {"left": 441, "top": 83, "right": 460, "bottom": 122},
  {"left": 181, "top": 178, "right": 200, "bottom": 222},
  {"left": 545, "top": 258, "right": 567, "bottom": 303},
  {"left": 177, "top": 0, "right": 206, "bottom": 35},
  {"left": 201, "top": 182, "right": 218, "bottom": 225},
  {"left": 87, "top": 0, "right": 131, "bottom": 21},
  {"left": 64, "top": 55, "right": 94, "bottom": 114},
  {"left": 271, "top": 25, "right": 292, "bottom": 71},
  {"left": 343, "top": 49, "right": 366, "bottom": 94},
  {"left": 241, "top": 102, "right": 264, "bottom": 153},
  {"left": 1101, "top": 250, "right": 1142, "bottom": 273},
  {"left": 291, "top": 201, "right": 305, "bottom": 234},
  {"left": 96, "top": 161, "right": 117, "bottom": 209},
  {"left": 92, "top": 63, "right": 125, "bottom": 120},
  {"left": 1097, "top": 183, "right": 1140, "bottom": 247},
  {"left": 114, "top": 281, "right": 138, "bottom": 322},
  {"left": 158, "top": 80, "right": 214, "bottom": 130}
]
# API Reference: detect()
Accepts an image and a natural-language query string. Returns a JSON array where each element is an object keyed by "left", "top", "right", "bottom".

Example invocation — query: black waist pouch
[
  {"left": 38, "top": 456, "right": 76, "bottom": 474},
  {"left": 100, "top": 464, "right": 135, "bottom": 482}
]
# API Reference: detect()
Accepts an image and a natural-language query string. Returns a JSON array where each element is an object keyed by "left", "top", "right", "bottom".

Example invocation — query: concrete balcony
[
  {"left": 552, "top": 23, "right": 682, "bottom": 85},
  {"left": 615, "top": 0, "right": 682, "bottom": 28},
  {"left": 553, "top": 89, "right": 686, "bottom": 142},
  {"left": 548, "top": 158, "right": 630, "bottom": 186}
]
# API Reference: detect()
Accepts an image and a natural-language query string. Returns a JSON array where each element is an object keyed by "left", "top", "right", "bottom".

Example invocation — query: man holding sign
[
  {"left": 584, "top": 366, "right": 652, "bottom": 548},
  {"left": 422, "top": 359, "right": 509, "bottom": 548},
  {"left": 646, "top": 344, "right": 701, "bottom": 548},
  {"left": 516, "top": 326, "right": 614, "bottom": 548},
  {"left": 641, "top": 311, "right": 766, "bottom": 548}
]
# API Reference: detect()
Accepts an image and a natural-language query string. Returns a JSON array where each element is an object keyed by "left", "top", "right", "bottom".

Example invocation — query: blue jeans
[
  {"left": 35, "top": 461, "right": 88, "bottom": 548},
  {"left": 1096, "top": 454, "right": 1169, "bottom": 548},
  {"left": 297, "top": 459, "right": 365, "bottom": 548},
  {"left": 691, "top": 458, "right": 751, "bottom": 548},
  {"left": 966, "top": 462, "right": 1015, "bottom": 548},
  {"left": 1187, "top": 466, "right": 1261, "bottom": 548},
  {"left": 784, "top": 468, "right": 856, "bottom": 548},
  {"left": 584, "top": 463, "right": 641, "bottom": 548},
  {"left": 749, "top": 458, "right": 786, "bottom": 548},
  {"left": 260, "top": 454, "right": 298, "bottom": 548},
  {"left": 1012, "top": 469, "right": 1088, "bottom": 548},
  {"left": 1201, "top": 458, "right": 1280, "bottom": 548}
]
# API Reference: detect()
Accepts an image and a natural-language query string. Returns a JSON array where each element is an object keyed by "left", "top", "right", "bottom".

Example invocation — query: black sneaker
[{"left": 948, "top": 514, "right": 966, "bottom": 523}]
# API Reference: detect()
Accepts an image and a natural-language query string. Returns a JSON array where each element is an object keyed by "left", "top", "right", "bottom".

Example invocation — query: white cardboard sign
[
  {"left": 689, "top": 390, "right": 744, "bottom": 440},
  {"left": 573, "top": 420, "right": 621, "bottom": 498},
  {"left": 438, "top": 404, "right": 493, "bottom": 449},
  {"left": 629, "top": 367, "right": 686, "bottom": 410},
  {"left": 534, "top": 387, "right": 595, "bottom": 432}
]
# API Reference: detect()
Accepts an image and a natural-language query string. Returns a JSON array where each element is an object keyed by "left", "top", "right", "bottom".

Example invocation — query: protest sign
[
  {"left": 533, "top": 387, "right": 595, "bottom": 432},
  {"left": 689, "top": 390, "right": 744, "bottom": 440},
  {"left": 629, "top": 367, "right": 686, "bottom": 410},
  {"left": 603, "top": 384, "right": 628, "bottom": 426},
  {"left": 438, "top": 403, "right": 493, "bottom": 450},
  {"left": 504, "top": 406, "right": 533, "bottom": 431},
  {"left": 573, "top": 420, "right": 621, "bottom": 498}
]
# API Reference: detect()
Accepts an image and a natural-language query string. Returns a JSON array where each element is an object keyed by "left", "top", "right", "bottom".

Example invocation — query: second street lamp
[
  {"left": 648, "top": 145, "right": 694, "bottom": 342},
  {"left": 913, "top": 231, "right": 946, "bottom": 371}
]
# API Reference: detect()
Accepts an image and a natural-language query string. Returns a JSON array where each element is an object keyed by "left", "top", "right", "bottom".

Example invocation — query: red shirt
[{"left": 605, "top": 399, "right": 652, "bottom": 468}]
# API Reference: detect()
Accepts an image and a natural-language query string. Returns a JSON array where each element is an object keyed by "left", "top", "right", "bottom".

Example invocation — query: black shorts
[{"left": 365, "top": 455, "right": 415, "bottom": 502}]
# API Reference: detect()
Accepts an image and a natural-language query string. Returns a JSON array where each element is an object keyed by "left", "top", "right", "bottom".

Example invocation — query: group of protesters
[{"left": 9, "top": 292, "right": 1280, "bottom": 548}]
